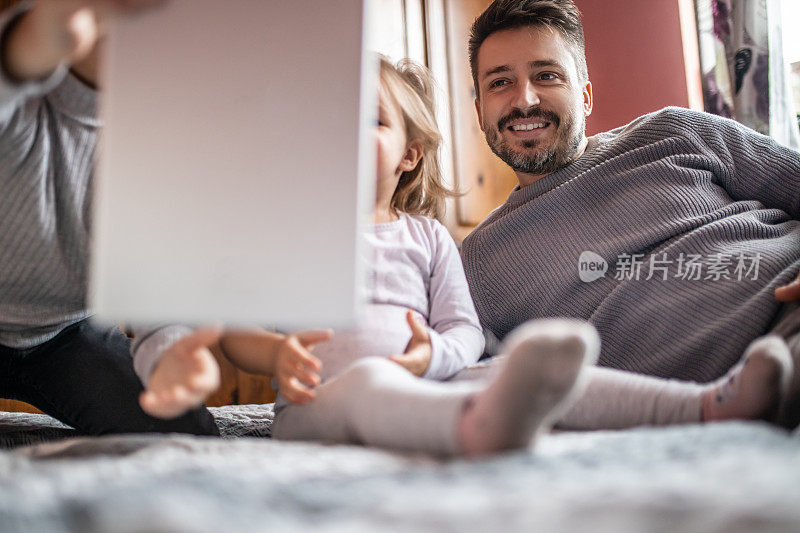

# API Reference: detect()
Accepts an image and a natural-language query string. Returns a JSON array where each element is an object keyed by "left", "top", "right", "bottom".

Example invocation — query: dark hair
[{"left": 468, "top": 0, "right": 588, "bottom": 97}]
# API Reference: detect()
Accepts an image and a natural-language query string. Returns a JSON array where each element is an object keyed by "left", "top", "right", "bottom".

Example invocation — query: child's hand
[
  {"left": 275, "top": 330, "right": 330, "bottom": 405},
  {"left": 389, "top": 310, "right": 432, "bottom": 377},
  {"left": 3, "top": 0, "right": 166, "bottom": 81},
  {"left": 139, "top": 327, "right": 221, "bottom": 419}
]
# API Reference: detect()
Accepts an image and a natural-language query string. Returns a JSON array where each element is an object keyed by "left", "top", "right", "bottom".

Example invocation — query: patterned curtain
[{"left": 696, "top": 0, "right": 800, "bottom": 149}]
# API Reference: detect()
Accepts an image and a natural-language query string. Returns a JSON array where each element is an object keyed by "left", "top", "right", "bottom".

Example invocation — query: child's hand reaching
[
  {"left": 4, "top": 0, "right": 167, "bottom": 81},
  {"left": 389, "top": 310, "right": 432, "bottom": 377},
  {"left": 274, "top": 331, "right": 329, "bottom": 405},
  {"left": 139, "top": 327, "right": 222, "bottom": 419}
]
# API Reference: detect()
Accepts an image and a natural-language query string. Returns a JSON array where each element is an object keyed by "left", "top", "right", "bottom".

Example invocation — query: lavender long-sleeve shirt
[
  {"left": 312, "top": 213, "right": 484, "bottom": 382},
  {"left": 462, "top": 107, "right": 800, "bottom": 383},
  {"left": 273, "top": 213, "right": 484, "bottom": 409}
]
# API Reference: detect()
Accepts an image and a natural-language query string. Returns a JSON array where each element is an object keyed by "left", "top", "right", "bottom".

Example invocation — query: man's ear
[
  {"left": 474, "top": 97, "right": 484, "bottom": 130},
  {"left": 398, "top": 141, "right": 424, "bottom": 172},
  {"left": 583, "top": 80, "right": 593, "bottom": 116}
]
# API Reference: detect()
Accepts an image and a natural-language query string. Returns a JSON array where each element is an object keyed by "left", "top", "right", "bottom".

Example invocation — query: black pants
[{"left": 0, "top": 319, "right": 219, "bottom": 436}]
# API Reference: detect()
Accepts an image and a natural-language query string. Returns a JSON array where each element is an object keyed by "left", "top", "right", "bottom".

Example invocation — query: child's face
[{"left": 376, "top": 86, "right": 410, "bottom": 185}]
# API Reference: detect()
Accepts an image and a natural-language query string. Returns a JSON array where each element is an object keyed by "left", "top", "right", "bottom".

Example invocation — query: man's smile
[
  {"left": 509, "top": 121, "right": 548, "bottom": 131},
  {"left": 505, "top": 119, "right": 553, "bottom": 140},
  {"left": 496, "top": 108, "right": 561, "bottom": 143}
]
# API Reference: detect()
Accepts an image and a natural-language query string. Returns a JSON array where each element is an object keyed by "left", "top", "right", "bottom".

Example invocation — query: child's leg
[
  {"left": 273, "top": 319, "right": 599, "bottom": 456},
  {"left": 272, "top": 357, "right": 477, "bottom": 455},
  {"left": 557, "top": 335, "right": 792, "bottom": 430},
  {"left": 556, "top": 366, "right": 705, "bottom": 429}
]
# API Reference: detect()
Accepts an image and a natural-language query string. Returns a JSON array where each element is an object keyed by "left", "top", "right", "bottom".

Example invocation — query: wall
[{"left": 576, "top": 0, "right": 701, "bottom": 135}]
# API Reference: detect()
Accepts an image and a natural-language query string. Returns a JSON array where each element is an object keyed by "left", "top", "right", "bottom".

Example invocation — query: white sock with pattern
[{"left": 702, "top": 335, "right": 792, "bottom": 422}]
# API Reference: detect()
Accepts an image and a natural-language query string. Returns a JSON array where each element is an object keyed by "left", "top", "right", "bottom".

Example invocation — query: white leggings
[
  {"left": 271, "top": 356, "right": 703, "bottom": 455},
  {"left": 272, "top": 358, "right": 482, "bottom": 455},
  {"left": 451, "top": 356, "right": 704, "bottom": 430}
]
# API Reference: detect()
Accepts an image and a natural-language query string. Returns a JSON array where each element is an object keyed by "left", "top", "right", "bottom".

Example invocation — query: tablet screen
[{"left": 92, "top": 0, "right": 376, "bottom": 328}]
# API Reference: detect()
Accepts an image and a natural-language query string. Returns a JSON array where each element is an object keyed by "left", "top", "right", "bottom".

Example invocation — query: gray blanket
[{"left": 1, "top": 406, "right": 798, "bottom": 532}]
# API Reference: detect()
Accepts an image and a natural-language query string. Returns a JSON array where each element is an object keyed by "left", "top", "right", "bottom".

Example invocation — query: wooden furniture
[
  {"left": 205, "top": 342, "right": 277, "bottom": 407},
  {"left": 0, "top": 399, "right": 39, "bottom": 414}
]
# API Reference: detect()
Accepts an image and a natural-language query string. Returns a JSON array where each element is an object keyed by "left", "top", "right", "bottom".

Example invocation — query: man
[
  {"left": 0, "top": 0, "right": 218, "bottom": 434},
  {"left": 460, "top": 0, "right": 800, "bottom": 427}
]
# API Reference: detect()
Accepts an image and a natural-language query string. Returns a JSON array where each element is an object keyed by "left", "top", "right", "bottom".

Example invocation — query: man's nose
[{"left": 511, "top": 79, "right": 540, "bottom": 109}]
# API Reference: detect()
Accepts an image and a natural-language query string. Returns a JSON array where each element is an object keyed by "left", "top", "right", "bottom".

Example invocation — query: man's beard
[{"left": 484, "top": 106, "right": 584, "bottom": 176}]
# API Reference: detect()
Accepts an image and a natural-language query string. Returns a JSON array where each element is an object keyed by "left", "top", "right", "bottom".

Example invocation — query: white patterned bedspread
[{"left": 0, "top": 405, "right": 798, "bottom": 532}]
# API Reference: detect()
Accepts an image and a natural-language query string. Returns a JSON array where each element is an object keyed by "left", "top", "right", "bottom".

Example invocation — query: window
[{"left": 782, "top": 0, "right": 800, "bottom": 128}]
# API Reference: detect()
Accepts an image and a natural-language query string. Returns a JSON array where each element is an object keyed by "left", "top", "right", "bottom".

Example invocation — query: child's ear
[{"left": 398, "top": 141, "right": 424, "bottom": 172}]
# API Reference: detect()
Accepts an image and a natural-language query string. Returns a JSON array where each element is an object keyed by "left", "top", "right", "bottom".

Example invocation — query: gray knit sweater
[
  {"left": 0, "top": 8, "right": 190, "bottom": 373},
  {"left": 461, "top": 107, "right": 800, "bottom": 383},
  {"left": 0, "top": 7, "right": 94, "bottom": 348}
]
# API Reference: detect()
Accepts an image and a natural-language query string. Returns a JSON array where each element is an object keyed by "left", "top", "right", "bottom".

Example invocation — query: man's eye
[
  {"left": 539, "top": 72, "right": 558, "bottom": 81},
  {"left": 489, "top": 79, "right": 508, "bottom": 89}
]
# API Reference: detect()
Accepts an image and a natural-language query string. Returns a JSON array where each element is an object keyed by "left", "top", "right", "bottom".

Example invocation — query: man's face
[{"left": 474, "top": 26, "right": 592, "bottom": 178}]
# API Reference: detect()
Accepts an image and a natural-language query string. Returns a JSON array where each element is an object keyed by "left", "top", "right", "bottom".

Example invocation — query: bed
[{"left": 1, "top": 405, "right": 798, "bottom": 532}]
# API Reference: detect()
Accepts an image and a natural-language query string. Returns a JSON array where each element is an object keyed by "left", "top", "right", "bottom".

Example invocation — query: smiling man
[
  {"left": 460, "top": 0, "right": 800, "bottom": 428},
  {"left": 476, "top": 23, "right": 590, "bottom": 185}
]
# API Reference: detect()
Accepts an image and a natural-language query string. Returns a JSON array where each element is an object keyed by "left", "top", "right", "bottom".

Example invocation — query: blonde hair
[{"left": 379, "top": 56, "right": 457, "bottom": 219}]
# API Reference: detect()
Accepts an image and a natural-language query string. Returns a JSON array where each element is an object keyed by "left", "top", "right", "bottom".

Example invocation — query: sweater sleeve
[
  {"left": 130, "top": 325, "right": 195, "bottom": 386},
  {"left": 0, "top": 3, "right": 68, "bottom": 123},
  {"left": 423, "top": 221, "right": 485, "bottom": 380},
  {"left": 680, "top": 108, "right": 800, "bottom": 219}
]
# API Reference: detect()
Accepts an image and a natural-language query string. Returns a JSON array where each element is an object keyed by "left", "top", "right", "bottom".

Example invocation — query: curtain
[{"left": 696, "top": 0, "right": 800, "bottom": 149}]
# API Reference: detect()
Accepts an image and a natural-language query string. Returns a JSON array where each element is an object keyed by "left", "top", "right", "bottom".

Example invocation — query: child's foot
[
  {"left": 458, "top": 319, "right": 600, "bottom": 457},
  {"left": 139, "top": 328, "right": 222, "bottom": 419},
  {"left": 702, "top": 335, "right": 793, "bottom": 422}
]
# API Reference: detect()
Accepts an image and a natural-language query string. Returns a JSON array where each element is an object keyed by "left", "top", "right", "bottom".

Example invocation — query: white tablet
[{"left": 91, "top": 0, "right": 376, "bottom": 328}]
